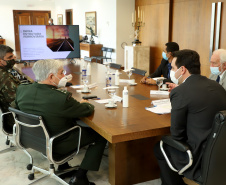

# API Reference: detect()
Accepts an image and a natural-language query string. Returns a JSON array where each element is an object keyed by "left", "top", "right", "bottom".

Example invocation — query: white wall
[
  {"left": 0, "top": 0, "right": 135, "bottom": 66},
  {"left": 55, "top": 0, "right": 117, "bottom": 63},
  {"left": 0, "top": 0, "right": 55, "bottom": 50},
  {"left": 116, "top": 0, "right": 135, "bottom": 66}
]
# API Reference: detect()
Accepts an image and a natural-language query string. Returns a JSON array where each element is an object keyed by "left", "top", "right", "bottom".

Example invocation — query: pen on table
[{"left": 145, "top": 105, "right": 156, "bottom": 109}]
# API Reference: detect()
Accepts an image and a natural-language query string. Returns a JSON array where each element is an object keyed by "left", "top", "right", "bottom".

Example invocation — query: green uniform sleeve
[{"left": 61, "top": 92, "right": 95, "bottom": 119}]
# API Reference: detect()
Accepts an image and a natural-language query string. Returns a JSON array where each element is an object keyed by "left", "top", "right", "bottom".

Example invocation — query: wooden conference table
[{"left": 14, "top": 60, "right": 171, "bottom": 185}]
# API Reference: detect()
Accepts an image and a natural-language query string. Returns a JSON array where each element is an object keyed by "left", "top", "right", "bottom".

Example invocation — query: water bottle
[
  {"left": 115, "top": 70, "right": 119, "bottom": 85},
  {"left": 87, "top": 62, "right": 91, "bottom": 75},
  {"left": 82, "top": 64, "right": 87, "bottom": 77},
  {"left": 82, "top": 64, "right": 87, "bottom": 84},
  {"left": 122, "top": 86, "right": 129, "bottom": 107},
  {"left": 106, "top": 71, "right": 112, "bottom": 87}
]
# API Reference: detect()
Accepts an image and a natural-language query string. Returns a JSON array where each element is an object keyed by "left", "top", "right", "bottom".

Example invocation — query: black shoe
[
  {"left": 58, "top": 162, "right": 71, "bottom": 171},
  {"left": 57, "top": 163, "right": 77, "bottom": 179},
  {"left": 69, "top": 174, "right": 95, "bottom": 185}
]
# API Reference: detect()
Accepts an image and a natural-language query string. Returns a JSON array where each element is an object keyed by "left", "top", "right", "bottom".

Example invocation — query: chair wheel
[
  {"left": 6, "top": 140, "right": 10, "bottom": 145},
  {"left": 28, "top": 173, "right": 34, "bottom": 180},
  {"left": 27, "top": 164, "right": 33, "bottom": 170}
]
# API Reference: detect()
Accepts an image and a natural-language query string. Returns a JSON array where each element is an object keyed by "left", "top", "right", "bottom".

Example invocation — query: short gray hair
[
  {"left": 213, "top": 49, "right": 226, "bottom": 64},
  {"left": 32, "top": 59, "right": 64, "bottom": 81}
]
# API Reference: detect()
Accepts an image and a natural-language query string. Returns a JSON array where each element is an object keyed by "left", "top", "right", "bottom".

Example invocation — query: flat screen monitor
[{"left": 19, "top": 25, "right": 80, "bottom": 61}]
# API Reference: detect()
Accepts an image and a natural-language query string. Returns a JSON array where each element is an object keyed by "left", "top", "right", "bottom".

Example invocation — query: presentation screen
[{"left": 19, "top": 25, "right": 80, "bottom": 61}]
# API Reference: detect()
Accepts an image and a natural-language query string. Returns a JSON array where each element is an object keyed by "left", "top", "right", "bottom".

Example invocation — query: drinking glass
[
  {"left": 126, "top": 69, "right": 133, "bottom": 79},
  {"left": 108, "top": 88, "right": 116, "bottom": 104},
  {"left": 156, "top": 79, "right": 163, "bottom": 91},
  {"left": 82, "top": 75, "right": 89, "bottom": 92}
]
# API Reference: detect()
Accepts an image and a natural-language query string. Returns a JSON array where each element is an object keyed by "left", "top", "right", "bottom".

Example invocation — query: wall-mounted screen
[{"left": 19, "top": 25, "right": 80, "bottom": 61}]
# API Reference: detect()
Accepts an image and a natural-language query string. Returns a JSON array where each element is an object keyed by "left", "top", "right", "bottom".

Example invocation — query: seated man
[
  {"left": 140, "top": 42, "right": 179, "bottom": 85},
  {"left": 14, "top": 59, "right": 107, "bottom": 185},
  {"left": 209, "top": 49, "right": 226, "bottom": 90},
  {"left": 154, "top": 50, "right": 226, "bottom": 185},
  {"left": 0, "top": 44, "right": 21, "bottom": 128},
  {"left": 167, "top": 48, "right": 226, "bottom": 92}
]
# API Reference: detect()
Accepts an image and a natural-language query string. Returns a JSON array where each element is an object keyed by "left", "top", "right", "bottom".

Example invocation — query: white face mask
[
  {"left": 210, "top": 66, "right": 221, "bottom": 75},
  {"left": 170, "top": 67, "right": 182, "bottom": 85},
  {"left": 54, "top": 74, "right": 72, "bottom": 88}
]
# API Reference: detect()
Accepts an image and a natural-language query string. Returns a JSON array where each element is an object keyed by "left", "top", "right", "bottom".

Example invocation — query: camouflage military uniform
[{"left": 0, "top": 66, "right": 21, "bottom": 129}]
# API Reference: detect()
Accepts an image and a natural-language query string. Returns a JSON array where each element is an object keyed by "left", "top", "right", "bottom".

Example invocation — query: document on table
[
  {"left": 150, "top": 90, "right": 170, "bottom": 95},
  {"left": 152, "top": 98, "right": 170, "bottom": 106},
  {"left": 152, "top": 77, "right": 165, "bottom": 81},
  {"left": 146, "top": 99, "right": 171, "bottom": 114},
  {"left": 94, "top": 95, "right": 122, "bottom": 104},
  {"left": 119, "top": 79, "right": 134, "bottom": 84},
  {"left": 71, "top": 83, "right": 97, "bottom": 89}
]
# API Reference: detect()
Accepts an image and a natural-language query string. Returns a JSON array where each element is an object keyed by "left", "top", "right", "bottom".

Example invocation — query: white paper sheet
[
  {"left": 71, "top": 83, "right": 97, "bottom": 89},
  {"left": 150, "top": 90, "right": 170, "bottom": 95},
  {"left": 146, "top": 102, "right": 171, "bottom": 114},
  {"left": 152, "top": 98, "right": 170, "bottom": 106}
]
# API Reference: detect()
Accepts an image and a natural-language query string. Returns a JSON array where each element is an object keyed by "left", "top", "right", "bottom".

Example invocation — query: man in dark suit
[
  {"left": 140, "top": 42, "right": 179, "bottom": 85},
  {"left": 154, "top": 50, "right": 226, "bottom": 185},
  {"left": 14, "top": 59, "right": 106, "bottom": 185}
]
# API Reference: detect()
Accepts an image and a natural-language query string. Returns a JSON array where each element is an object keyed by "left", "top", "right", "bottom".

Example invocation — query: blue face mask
[
  {"left": 162, "top": 52, "right": 168, "bottom": 61},
  {"left": 210, "top": 66, "right": 221, "bottom": 75}
]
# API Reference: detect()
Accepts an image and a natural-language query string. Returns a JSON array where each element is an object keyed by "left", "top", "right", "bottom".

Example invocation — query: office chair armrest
[
  {"left": 1, "top": 111, "right": 12, "bottom": 118},
  {"left": 160, "top": 135, "right": 193, "bottom": 175},
  {"left": 162, "top": 135, "right": 190, "bottom": 152},
  {"left": 49, "top": 125, "right": 82, "bottom": 159},
  {"left": 50, "top": 125, "right": 81, "bottom": 141}
]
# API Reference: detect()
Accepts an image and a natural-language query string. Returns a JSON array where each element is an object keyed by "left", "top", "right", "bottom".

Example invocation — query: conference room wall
[
  {"left": 135, "top": 0, "right": 170, "bottom": 75},
  {"left": 136, "top": 0, "right": 226, "bottom": 77},
  {"left": 0, "top": 0, "right": 55, "bottom": 50}
]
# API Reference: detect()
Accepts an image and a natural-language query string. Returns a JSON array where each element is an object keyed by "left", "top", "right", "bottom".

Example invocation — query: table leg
[{"left": 109, "top": 136, "right": 161, "bottom": 185}]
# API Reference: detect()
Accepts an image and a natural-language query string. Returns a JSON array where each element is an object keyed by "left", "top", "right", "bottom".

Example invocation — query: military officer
[
  {"left": 14, "top": 59, "right": 106, "bottom": 185},
  {"left": 0, "top": 44, "right": 21, "bottom": 128}
]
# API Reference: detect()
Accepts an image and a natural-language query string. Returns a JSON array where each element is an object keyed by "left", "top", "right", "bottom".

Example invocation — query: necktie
[
  {"left": 168, "top": 63, "right": 172, "bottom": 79},
  {"left": 216, "top": 75, "right": 220, "bottom": 83}
]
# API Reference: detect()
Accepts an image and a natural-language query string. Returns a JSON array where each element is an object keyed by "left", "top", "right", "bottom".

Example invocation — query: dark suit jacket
[
  {"left": 170, "top": 74, "right": 226, "bottom": 180},
  {"left": 15, "top": 82, "right": 94, "bottom": 156},
  {"left": 148, "top": 58, "right": 172, "bottom": 83}
]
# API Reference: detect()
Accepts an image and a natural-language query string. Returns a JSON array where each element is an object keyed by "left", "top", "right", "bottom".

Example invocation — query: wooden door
[
  {"left": 135, "top": 0, "right": 170, "bottom": 74},
  {"left": 13, "top": 10, "right": 51, "bottom": 58},
  {"left": 66, "top": 9, "right": 73, "bottom": 25}
]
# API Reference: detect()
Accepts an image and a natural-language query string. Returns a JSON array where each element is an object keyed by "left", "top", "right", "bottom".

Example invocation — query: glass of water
[
  {"left": 108, "top": 88, "right": 116, "bottom": 103},
  {"left": 156, "top": 79, "right": 163, "bottom": 91},
  {"left": 126, "top": 69, "right": 133, "bottom": 79}
]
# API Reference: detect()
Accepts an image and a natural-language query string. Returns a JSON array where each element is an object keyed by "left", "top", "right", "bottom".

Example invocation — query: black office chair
[
  {"left": 110, "top": 63, "right": 122, "bottom": 69},
  {"left": 131, "top": 67, "right": 147, "bottom": 76},
  {"left": 160, "top": 110, "right": 226, "bottom": 185},
  {"left": 0, "top": 106, "right": 17, "bottom": 154},
  {"left": 91, "top": 47, "right": 107, "bottom": 63},
  {"left": 9, "top": 107, "right": 82, "bottom": 185}
]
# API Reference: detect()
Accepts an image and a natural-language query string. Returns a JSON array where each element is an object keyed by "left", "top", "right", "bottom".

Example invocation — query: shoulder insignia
[{"left": 54, "top": 88, "right": 68, "bottom": 94}]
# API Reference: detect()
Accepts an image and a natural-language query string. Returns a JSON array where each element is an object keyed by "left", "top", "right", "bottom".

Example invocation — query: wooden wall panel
[
  {"left": 135, "top": 0, "right": 170, "bottom": 73},
  {"left": 137, "top": 0, "right": 226, "bottom": 77},
  {"left": 171, "top": 0, "right": 212, "bottom": 77}
]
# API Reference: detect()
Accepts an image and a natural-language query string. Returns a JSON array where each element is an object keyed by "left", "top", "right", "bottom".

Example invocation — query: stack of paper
[
  {"left": 71, "top": 83, "right": 98, "bottom": 89},
  {"left": 94, "top": 95, "right": 122, "bottom": 104},
  {"left": 146, "top": 98, "right": 171, "bottom": 114},
  {"left": 150, "top": 90, "right": 169, "bottom": 95},
  {"left": 119, "top": 79, "right": 135, "bottom": 84}
]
